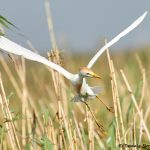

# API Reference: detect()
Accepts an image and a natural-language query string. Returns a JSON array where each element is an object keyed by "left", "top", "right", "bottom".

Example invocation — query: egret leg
[
  {"left": 81, "top": 100, "right": 104, "bottom": 132},
  {"left": 96, "top": 96, "right": 114, "bottom": 113}
]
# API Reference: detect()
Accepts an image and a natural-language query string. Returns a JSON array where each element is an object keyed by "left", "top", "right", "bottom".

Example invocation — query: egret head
[{"left": 79, "top": 67, "right": 102, "bottom": 79}]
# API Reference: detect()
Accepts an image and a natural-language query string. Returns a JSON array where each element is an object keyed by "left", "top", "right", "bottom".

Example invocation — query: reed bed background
[
  {"left": 0, "top": 1, "right": 150, "bottom": 149},
  {"left": 0, "top": 45, "right": 150, "bottom": 150}
]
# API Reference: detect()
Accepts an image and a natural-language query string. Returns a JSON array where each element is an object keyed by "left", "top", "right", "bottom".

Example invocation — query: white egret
[{"left": 0, "top": 11, "right": 147, "bottom": 105}]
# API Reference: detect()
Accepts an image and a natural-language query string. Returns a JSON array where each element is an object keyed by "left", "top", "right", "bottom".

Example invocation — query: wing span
[
  {"left": 0, "top": 36, "right": 74, "bottom": 80},
  {"left": 87, "top": 11, "right": 148, "bottom": 68}
]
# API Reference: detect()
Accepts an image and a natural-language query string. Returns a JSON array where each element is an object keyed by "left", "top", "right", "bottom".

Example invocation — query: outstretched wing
[
  {"left": 0, "top": 36, "right": 74, "bottom": 80},
  {"left": 87, "top": 11, "right": 148, "bottom": 68}
]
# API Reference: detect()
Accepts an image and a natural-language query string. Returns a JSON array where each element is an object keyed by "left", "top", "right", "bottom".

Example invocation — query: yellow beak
[{"left": 92, "top": 73, "right": 102, "bottom": 79}]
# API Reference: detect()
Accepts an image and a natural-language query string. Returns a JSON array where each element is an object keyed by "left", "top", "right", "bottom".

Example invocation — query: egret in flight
[{"left": 0, "top": 11, "right": 147, "bottom": 106}]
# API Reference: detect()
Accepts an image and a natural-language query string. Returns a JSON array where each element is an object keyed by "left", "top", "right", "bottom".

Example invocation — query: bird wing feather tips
[
  {"left": 87, "top": 11, "right": 148, "bottom": 68},
  {"left": 0, "top": 36, "right": 74, "bottom": 80},
  {"left": 90, "top": 86, "right": 102, "bottom": 95}
]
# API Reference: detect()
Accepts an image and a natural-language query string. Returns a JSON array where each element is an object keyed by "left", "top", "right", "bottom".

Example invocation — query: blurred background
[
  {"left": 0, "top": 1, "right": 150, "bottom": 149},
  {"left": 1, "top": 0, "right": 150, "bottom": 53}
]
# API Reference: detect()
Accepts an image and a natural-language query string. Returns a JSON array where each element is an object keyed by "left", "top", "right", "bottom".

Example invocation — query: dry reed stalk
[
  {"left": 49, "top": 119, "right": 57, "bottom": 150},
  {"left": 144, "top": 105, "right": 150, "bottom": 122},
  {"left": 47, "top": 51, "right": 68, "bottom": 122},
  {"left": 45, "top": 0, "right": 61, "bottom": 101},
  {"left": 106, "top": 48, "right": 121, "bottom": 145},
  {"left": 27, "top": 95, "right": 43, "bottom": 132},
  {"left": 45, "top": 85, "right": 57, "bottom": 103},
  {"left": 45, "top": 4, "right": 68, "bottom": 148},
  {"left": 134, "top": 55, "right": 147, "bottom": 144},
  {"left": 42, "top": 113, "right": 61, "bottom": 149},
  {"left": 133, "top": 114, "right": 137, "bottom": 147},
  {"left": 145, "top": 74, "right": 150, "bottom": 104},
  {"left": 60, "top": 79, "right": 68, "bottom": 116},
  {"left": 45, "top": 0, "right": 68, "bottom": 116},
  {"left": 3, "top": 140, "right": 7, "bottom": 150},
  {"left": 130, "top": 127, "right": 133, "bottom": 146},
  {"left": 88, "top": 112, "right": 94, "bottom": 150},
  {"left": 42, "top": 113, "right": 49, "bottom": 136},
  {"left": 67, "top": 119, "right": 74, "bottom": 150},
  {"left": 135, "top": 55, "right": 146, "bottom": 108},
  {"left": 61, "top": 128, "right": 67, "bottom": 150},
  {"left": 124, "top": 127, "right": 131, "bottom": 143},
  {"left": 0, "top": 56, "right": 44, "bottom": 133},
  {"left": 94, "top": 131, "right": 105, "bottom": 149},
  {"left": 5, "top": 55, "right": 40, "bottom": 146},
  {"left": 0, "top": 74, "right": 21, "bottom": 150},
  {"left": 41, "top": 113, "right": 57, "bottom": 150},
  {"left": 58, "top": 101, "right": 63, "bottom": 149},
  {"left": 45, "top": 0, "right": 57, "bottom": 50},
  {"left": 111, "top": 62, "right": 125, "bottom": 139},
  {"left": 20, "top": 57, "right": 27, "bottom": 146},
  {"left": 73, "top": 129, "right": 77, "bottom": 150},
  {"left": 84, "top": 101, "right": 104, "bottom": 133},
  {"left": 0, "top": 126, "right": 3, "bottom": 149},
  {"left": 45, "top": 1, "right": 69, "bottom": 147},
  {"left": 0, "top": 95, "right": 15, "bottom": 150},
  {"left": 61, "top": 107, "right": 74, "bottom": 148},
  {"left": 76, "top": 103, "right": 85, "bottom": 115},
  {"left": 122, "top": 54, "right": 148, "bottom": 145},
  {"left": 48, "top": 121, "right": 53, "bottom": 143},
  {"left": 13, "top": 56, "right": 28, "bottom": 146},
  {"left": 105, "top": 40, "right": 126, "bottom": 145},
  {"left": 120, "top": 69, "right": 150, "bottom": 141},
  {"left": 0, "top": 56, "right": 21, "bottom": 99},
  {"left": 12, "top": 57, "right": 33, "bottom": 139},
  {"left": 72, "top": 111, "right": 85, "bottom": 149},
  {"left": 59, "top": 104, "right": 68, "bottom": 149},
  {"left": 139, "top": 110, "right": 143, "bottom": 144},
  {"left": 139, "top": 107, "right": 150, "bottom": 144}
]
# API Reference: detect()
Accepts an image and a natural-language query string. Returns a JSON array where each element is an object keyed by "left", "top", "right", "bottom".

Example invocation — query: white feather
[
  {"left": 87, "top": 11, "right": 148, "bottom": 68},
  {"left": 0, "top": 36, "right": 74, "bottom": 80}
]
